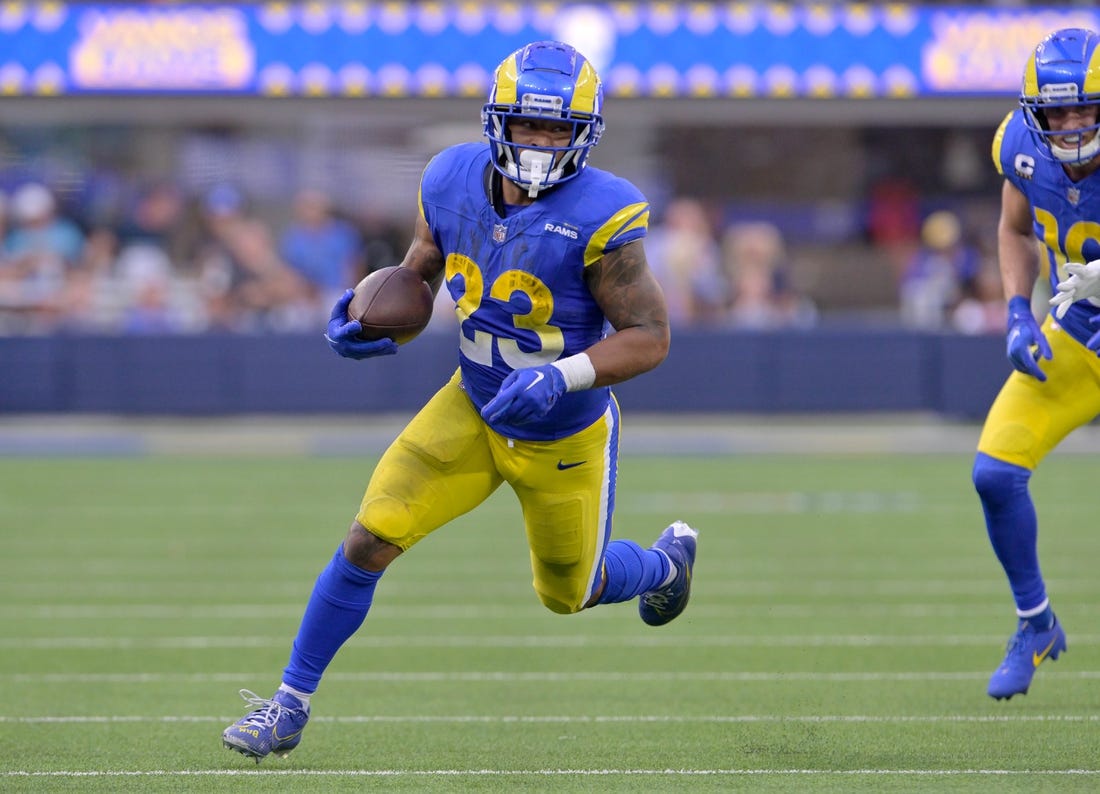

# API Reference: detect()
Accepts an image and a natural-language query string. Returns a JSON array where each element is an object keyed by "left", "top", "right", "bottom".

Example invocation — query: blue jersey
[
  {"left": 419, "top": 142, "right": 649, "bottom": 441},
  {"left": 993, "top": 109, "right": 1100, "bottom": 345}
]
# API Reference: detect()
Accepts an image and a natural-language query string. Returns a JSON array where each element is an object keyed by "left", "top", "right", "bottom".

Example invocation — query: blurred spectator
[
  {"left": 721, "top": 221, "right": 817, "bottom": 330},
  {"left": 193, "top": 183, "right": 307, "bottom": 332},
  {"left": 358, "top": 207, "right": 409, "bottom": 275},
  {"left": 116, "top": 181, "right": 191, "bottom": 264},
  {"left": 952, "top": 261, "right": 1006, "bottom": 335},
  {"left": 61, "top": 225, "right": 118, "bottom": 332},
  {"left": 104, "top": 181, "right": 206, "bottom": 332},
  {"left": 0, "top": 183, "right": 85, "bottom": 332},
  {"left": 866, "top": 176, "right": 922, "bottom": 281},
  {"left": 5, "top": 183, "right": 84, "bottom": 266},
  {"left": 279, "top": 188, "right": 363, "bottom": 314},
  {"left": 899, "top": 210, "right": 981, "bottom": 330},
  {"left": 115, "top": 244, "right": 203, "bottom": 334},
  {"left": 646, "top": 197, "right": 727, "bottom": 326}
]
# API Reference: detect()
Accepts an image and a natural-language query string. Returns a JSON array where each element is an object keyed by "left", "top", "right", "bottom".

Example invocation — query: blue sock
[
  {"left": 972, "top": 453, "right": 1047, "bottom": 614},
  {"left": 597, "top": 539, "right": 670, "bottom": 604},
  {"left": 282, "top": 544, "right": 382, "bottom": 693}
]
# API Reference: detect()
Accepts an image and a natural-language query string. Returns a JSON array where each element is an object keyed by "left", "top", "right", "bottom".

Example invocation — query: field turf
[{"left": 2, "top": 445, "right": 1099, "bottom": 792}]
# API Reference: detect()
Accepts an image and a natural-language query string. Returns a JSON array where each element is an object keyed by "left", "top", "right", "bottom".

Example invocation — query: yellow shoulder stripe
[
  {"left": 991, "top": 111, "right": 1014, "bottom": 176},
  {"left": 584, "top": 202, "right": 650, "bottom": 266}
]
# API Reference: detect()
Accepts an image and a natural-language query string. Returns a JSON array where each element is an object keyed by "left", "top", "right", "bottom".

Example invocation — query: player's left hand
[
  {"left": 325, "top": 289, "right": 399, "bottom": 360},
  {"left": 481, "top": 364, "right": 567, "bottom": 425},
  {"left": 1050, "top": 260, "right": 1100, "bottom": 319}
]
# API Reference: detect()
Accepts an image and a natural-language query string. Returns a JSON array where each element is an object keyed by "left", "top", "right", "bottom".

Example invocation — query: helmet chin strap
[{"left": 1051, "top": 133, "right": 1100, "bottom": 164}]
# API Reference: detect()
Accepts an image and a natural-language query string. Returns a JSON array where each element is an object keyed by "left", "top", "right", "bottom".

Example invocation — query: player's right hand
[
  {"left": 1050, "top": 260, "right": 1100, "bottom": 319},
  {"left": 480, "top": 364, "right": 567, "bottom": 426},
  {"left": 1086, "top": 314, "right": 1100, "bottom": 355},
  {"left": 325, "top": 289, "right": 399, "bottom": 360},
  {"left": 1005, "top": 295, "right": 1051, "bottom": 381}
]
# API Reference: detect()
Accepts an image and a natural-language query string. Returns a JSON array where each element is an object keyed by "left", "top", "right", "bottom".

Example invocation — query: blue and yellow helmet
[
  {"left": 1020, "top": 28, "right": 1100, "bottom": 165},
  {"left": 482, "top": 41, "right": 604, "bottom": 195}
]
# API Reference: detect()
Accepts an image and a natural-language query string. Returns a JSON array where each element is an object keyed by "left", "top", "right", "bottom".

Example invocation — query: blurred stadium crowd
[
  {"left": 0, "top": 173, "right": 1004, "bottom": 338},
  {"left": 644, "top": 195, "right": 1005, "bottom": 335},
  {"left": 0, "top": 177, "right": 411, "bottom": 336}
]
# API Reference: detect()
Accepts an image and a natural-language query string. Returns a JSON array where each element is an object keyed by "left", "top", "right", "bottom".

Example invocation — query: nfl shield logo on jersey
[
  {"left": 493, "top": 223, "right": 507, "bottom": 243},
  {"left": 1068, "top": 186, "right": 1080, "bottom": 206}
]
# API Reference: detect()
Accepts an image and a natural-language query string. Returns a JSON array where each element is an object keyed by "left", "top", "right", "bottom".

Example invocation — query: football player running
[
  {"left": 977, "top": 28, "right": 1100, "bottom": 700},
  {"left": 222, "top": 40, "right": 698, "bottom": 761}
]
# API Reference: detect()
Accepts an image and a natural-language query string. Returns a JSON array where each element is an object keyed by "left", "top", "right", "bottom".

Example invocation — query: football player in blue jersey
[
  {"left": 222, "top": 40, "right": 698, "bottom": 761},
  {"left": 976, "top": 27, "right": 1100, "bottom": 700}
]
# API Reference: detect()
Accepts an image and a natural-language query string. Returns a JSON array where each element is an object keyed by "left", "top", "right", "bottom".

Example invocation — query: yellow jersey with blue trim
[
  {"left": 418, "top": 142, "right": 650, "bottom": 441},
  {"left": 993, "top": 108, "right": 1100, "bottom": 345}
]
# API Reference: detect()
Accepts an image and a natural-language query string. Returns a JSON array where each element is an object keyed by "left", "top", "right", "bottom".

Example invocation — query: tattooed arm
[
  {"left": 583, "top": 239, "right": 671, "bottom": 386},
  {"left": 397, "top": 214, "right": 447, "bottom": 296}
]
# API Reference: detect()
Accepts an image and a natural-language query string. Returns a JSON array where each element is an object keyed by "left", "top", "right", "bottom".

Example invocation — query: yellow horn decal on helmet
[
  {"left": 494, "top": 54, "right": 520, "bottom": 104},
  {"left": 1022, "top": 52, "right": 1039, "bottom": 96},
  {"left": 1086, "top": 42, "right": 1100, "bottom": 94},
  {"left": 571, "top": 59, "right": 600, "bottom": 114}
]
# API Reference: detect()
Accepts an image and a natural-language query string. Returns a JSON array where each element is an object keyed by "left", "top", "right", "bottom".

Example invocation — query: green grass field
[{"left": 2, "top": 445, "right": 1099, "bottom": 792}]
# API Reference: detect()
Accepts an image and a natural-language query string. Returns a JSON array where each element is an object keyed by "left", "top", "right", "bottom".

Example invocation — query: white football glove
[{"left": 1050, "top": 260, "right": 1100, "bottom": 319}]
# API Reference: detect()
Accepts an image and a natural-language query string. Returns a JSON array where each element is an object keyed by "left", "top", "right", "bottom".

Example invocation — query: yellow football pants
[
  {"left": 356, "top": 369, "right": 619, "bottom": 614},
  {"left": 978, "top": 316, "right": 1100, "bottom": 469}
]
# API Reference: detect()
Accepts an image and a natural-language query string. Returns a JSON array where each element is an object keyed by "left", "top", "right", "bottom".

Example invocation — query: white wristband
[{"left": 551, "top": 353, "right": 596, "bottom": 392}]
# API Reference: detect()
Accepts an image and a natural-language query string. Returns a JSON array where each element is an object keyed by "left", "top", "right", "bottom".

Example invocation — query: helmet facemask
[{"left": 1022, "top": 93, "right": 1100, "bottom": 165}]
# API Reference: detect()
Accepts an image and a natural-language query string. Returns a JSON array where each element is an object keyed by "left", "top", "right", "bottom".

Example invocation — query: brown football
[{"left": 347, "top": 266, "right": 434, "bottom": 344}]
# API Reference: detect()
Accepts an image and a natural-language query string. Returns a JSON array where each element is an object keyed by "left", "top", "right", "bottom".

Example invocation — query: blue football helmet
[
  {"left": 1020, "top": 28, "right": 1100, "bottom": 165},
  {"left": 482, "top": 41, "right": 604, "bottom": 196}
]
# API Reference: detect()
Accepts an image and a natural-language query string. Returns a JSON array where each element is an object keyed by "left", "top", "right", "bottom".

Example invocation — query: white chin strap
[
  {"left": 509, "top": 149, "right": 563, "bottom": 197},
  {"left": 1051, "top": 133, "right": 1100, "bottom": 164}
]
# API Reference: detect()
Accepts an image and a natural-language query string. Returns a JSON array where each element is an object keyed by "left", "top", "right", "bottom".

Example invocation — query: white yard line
[
  {"left": 3, "top": 768, "right": 1100, "bottom": 778},
  {"left": 6, "top": 713, "right": 1100, "bottom": 724},
  {"left": 4, "top": 670, "right": 1100, "bottom": 684},
  {"left": 2, "top": 633, "right": 1099, "bottom": 649}
]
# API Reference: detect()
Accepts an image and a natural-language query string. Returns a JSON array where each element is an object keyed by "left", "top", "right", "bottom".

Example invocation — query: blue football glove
[
  {"left": 325, "top": 289, "right": 398, "bottom": 360},
  {"left": 1087, "top": 314, "right": 1100, "bottom": 354},
  {"left": 1005, "top": 295, "right": 1051, "bottom": 381},
  {"left": 481, "top": 364, "right": 567, "bottom": 426}
]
